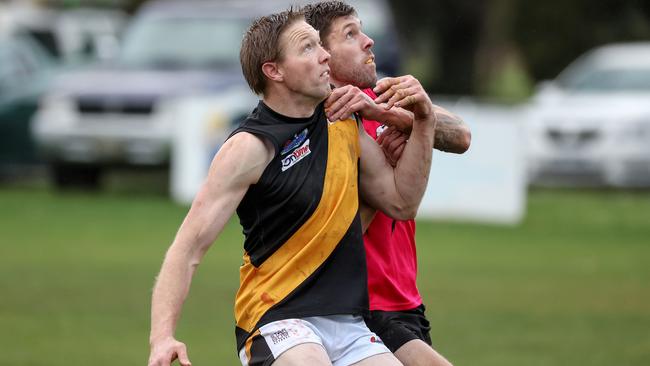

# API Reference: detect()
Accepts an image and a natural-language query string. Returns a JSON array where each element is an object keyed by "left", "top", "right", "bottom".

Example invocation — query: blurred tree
[
  {"left": 389, "top": 0, "right": 485, "bottom": 95},
  {"left": 475, "top": 0, "right": 532, "bottom": 101},
  {"left": 389, "top": 0, "right": 650, "bottom": 98},
  {"left": 514, "top": 0, "right": 650, "bottom": 81}
]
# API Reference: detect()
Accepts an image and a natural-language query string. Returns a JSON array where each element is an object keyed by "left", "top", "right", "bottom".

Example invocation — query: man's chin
[
  {"left": 311, "top": 86, "right": 332, "bottom": 103},
  {"left": 356, "top": 75, "right": 377, "bottom": 90}
]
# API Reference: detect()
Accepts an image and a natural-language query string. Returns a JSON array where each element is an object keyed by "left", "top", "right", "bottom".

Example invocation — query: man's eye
[{"left": 346, "top": 32, "right": 353, "bottom": 39}]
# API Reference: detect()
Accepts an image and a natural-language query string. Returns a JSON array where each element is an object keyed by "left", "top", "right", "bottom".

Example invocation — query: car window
[
  {"left": 0, "top": 38, "right": 52, "bottom": 98},
  {"left": 119, "top": 17, "right": 247, "bottom": 69},
  {"left": 0, "top": 43, "right": 25, "bottom": 93},
  {"left": 0, "top": 48, "right": 12, "bottom": 95},
  {"left": 560, "top": 67, "right": 650, "bottom": 92},
  {"left": 14, "top": 40, "right": 49, "bottom": 75}
]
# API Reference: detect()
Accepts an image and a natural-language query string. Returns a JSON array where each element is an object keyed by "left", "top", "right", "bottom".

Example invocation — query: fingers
[
  {"left": 382, "top": 137, "right": 406, "bottom": 167},
  {"left": 386, "top": 86, "right": 423, "bottom": 109},
  {"left": 373, "top": 75, "right": 424, "bottom": 111},
  {"left": 376, "top": 126, "right": 398, "bottom": 145},
  {"left": 177, "top": 346, "right": 192, "bottom": 366},
  {"left": 148, "top": 339, "right": 190, "bottom": 366},
  {"left": 373, "top": 76, "right": 415, "bottom": 101},
  {"left": 325, "top": 87, "right": 355, "bottom": 121},
  {"left": 388, "top": 142, "right": 406, "bottom": 167},
  {"left": 377, "top": 127, "right": 408, "bottom": 166},
  {"left": 324, "top": 85, "right": 351, "bottom": 109},
  {"left": 373, "top": 76, "right": 409, "bottom": 99},
  {"left": 375, "top": 128, "right": 388, "bottom": 145},
  {"left": 329, "top": 99, "right": 362, "bottom": 122},
  {"left": 383, "top": 131, "right": 407, "bottom": 153},
  {"left": 327, "top": 85, "right": 377, "bottom": 121}
]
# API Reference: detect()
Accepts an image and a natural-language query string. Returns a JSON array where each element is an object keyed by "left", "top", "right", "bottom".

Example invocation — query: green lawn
[{"left": 1, "top": 187, "right": 649, "bottom": 365}]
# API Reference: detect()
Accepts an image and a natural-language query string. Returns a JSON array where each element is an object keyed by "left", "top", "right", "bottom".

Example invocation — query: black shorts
[{"left": 363, "top": 304, "right": 432, "bottom": 353}]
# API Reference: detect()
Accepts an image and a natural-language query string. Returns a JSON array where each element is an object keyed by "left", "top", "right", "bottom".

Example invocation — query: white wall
[
  {"left": 419, "top": 99, "right": 527, "bottom": 224},
  {"left": 171, "top": 97, "right": 528, "bottom": 225}
]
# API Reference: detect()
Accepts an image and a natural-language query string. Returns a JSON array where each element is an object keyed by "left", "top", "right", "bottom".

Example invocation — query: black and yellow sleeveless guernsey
[{"left": 230, "top": 100, "right": 367, "bottom": 354}]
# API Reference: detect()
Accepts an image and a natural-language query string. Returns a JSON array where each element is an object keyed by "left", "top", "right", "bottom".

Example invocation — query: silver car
[
  {"left": 525, "top": 42, "right": 650, "bottom": 187},
  {"left": 32, "top": 0, "right": 400, "bottom": 189},
  {"left": 32, "top": 0, "right": 264, "bottom": 188}
]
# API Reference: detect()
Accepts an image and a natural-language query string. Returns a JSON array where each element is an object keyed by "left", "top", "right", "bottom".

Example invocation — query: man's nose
[
  {"left": 362, "top": 32, "right": 374, "bottom": 50},
  {"left": 320, "top": 46, "right": 331, "bottom": 63}
]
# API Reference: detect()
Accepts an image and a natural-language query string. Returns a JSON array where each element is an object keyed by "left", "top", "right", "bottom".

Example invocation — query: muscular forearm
[
  {"left": 360, "top": 75, "right": 438, "bottom": 219},
  {"left": 150, "top": 243, "right": 198, "bottom": 344},
  {"left": 390, "top": 113, "right": 436, "bottom": 218},
  {"left": 149, "top": 190, "right": 231, "bottom": 344},
  {"left": 376, "top": 105, "right": 470, "bottom": 154},
  {"left": 432, "top": 105, "right": 471, "bottom": 154}
]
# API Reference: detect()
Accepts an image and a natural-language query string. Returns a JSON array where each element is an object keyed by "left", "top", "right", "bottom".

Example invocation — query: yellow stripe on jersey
[{"left": 234, "top": 118, "right": 360, "bottom": 333}]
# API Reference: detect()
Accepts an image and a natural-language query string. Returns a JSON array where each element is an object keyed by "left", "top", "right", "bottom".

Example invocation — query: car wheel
[{"left": 51, "top": 164, "right": 103, "bottom": 190}]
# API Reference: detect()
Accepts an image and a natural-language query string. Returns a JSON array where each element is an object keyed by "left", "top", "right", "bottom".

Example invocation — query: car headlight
[
  {"left": 31, "top": 95, "right": 77, "bottom": 134},
  {"left": 38, "top": 95, "right": 76, "bottom": 121}
]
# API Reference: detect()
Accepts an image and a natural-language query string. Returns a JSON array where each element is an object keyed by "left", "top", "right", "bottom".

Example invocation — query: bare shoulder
[
  {"left": 208, "top": 132, "right": 275, "bottom": 185},
  {"left": 225, "top": 131, "right": 274, "bottom": 156}
]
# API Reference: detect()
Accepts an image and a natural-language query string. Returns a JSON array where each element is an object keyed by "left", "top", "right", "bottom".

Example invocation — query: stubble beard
[{"left": 330, "top": 57, "right": 376, "bottom": 89}]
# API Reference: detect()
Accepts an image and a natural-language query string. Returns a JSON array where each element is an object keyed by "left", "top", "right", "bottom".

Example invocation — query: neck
[
  {"left": 330, "top": 77, "right": 345, "bottom": 89},
  {"left": 263, "top": 85, "right": 322, "bottom": 118}
]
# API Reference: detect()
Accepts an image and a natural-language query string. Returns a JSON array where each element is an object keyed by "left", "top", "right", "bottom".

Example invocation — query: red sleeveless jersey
[{"left": 362, "top": 88, "right": 422, "bottom": 311}]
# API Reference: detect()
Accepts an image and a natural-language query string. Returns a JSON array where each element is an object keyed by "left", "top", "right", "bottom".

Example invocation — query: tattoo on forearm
[{"left": 433, "top": 109, "right": 469, "bottom": 154}]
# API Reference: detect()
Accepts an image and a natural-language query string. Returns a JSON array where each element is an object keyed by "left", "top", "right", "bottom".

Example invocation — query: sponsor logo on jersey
[
  {"left": 281, "top": 129, "right": 308, "bottom": 155},
  {"left": 281, "top": 139, "right": 311, "bottom": 171},
  {"left": 375, "top": 124, "right": 388, "bottom": 138}
]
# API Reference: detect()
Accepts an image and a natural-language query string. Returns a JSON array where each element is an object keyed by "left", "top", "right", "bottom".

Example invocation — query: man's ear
[{"left": 262, "top": 62, "right": 283, "bottom": 83}]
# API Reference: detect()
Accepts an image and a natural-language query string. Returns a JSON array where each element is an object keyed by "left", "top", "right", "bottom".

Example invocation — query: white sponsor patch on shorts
[{"left": 259, "top": 319, "right": 322, "bottom": 359}]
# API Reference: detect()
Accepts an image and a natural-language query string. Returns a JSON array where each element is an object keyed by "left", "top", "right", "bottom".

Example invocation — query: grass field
[{"left": 1, "top": 185, "right": 649, "bottom": 365}]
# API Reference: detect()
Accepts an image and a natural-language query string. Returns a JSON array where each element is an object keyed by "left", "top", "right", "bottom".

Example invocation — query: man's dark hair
[
  {"left": 240, "top": 8, "right": 304, "bottom": 95},
  {"left": 302, "top": 1, "right": 356, "bottom": 47}
]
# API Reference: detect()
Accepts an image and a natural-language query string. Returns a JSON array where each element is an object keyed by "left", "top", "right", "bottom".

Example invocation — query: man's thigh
[
  {"left": 310, "top": 314, "right": 392, "bottom": 365},
  {"left": 239, "top": 319, "right": 325, "bottom": 366},
  {"left": 240, "top": 315, "right": 391, "bottom": 366},
  {"left": 394, "top": 339, "right": 452, "bottom": 366},
  {"left": 351, "top": 352, "right": 403, "bottom": 366},
  {"left": 274, "top": 343, "right": 332, "bottom": 366}
]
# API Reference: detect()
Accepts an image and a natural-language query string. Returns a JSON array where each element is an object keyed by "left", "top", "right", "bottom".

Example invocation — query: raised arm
[
  {"left": 430, "top": 105, "right": 471, "bottom": 154},
  {"left": 357, "top": 75, "right": 437, "bottom": 220},
  {"left": 148, "top": 133, "right": 273, "bottom": 366},
  {"left": 376, "top": 102, "right": 471, "bottom": 154},
  {"left": 325, "top": 84, "right": 471, "bottom": 154}
]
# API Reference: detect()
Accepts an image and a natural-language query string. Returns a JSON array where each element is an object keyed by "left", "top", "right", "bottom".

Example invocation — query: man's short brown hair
[
  {"left": 302, "top": 1, "right": 356, "bottom": 46},
  {"left": 240, "top": 9, "right": 304, "bottom": 95}
]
